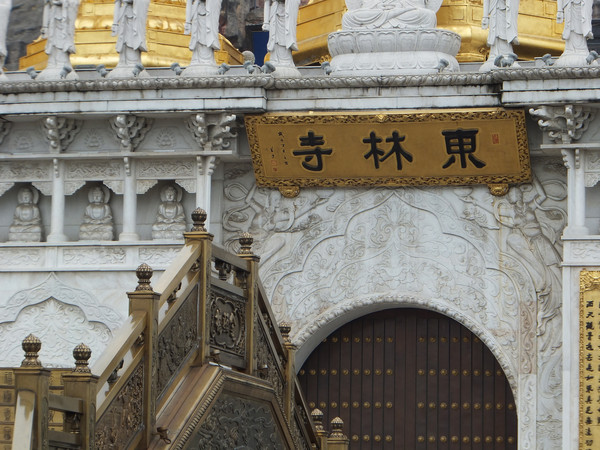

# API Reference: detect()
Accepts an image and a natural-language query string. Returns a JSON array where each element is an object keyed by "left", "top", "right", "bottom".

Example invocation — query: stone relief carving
[
  {"left": 109, "top": 115, "right": 153, "bottom": 151},
  {"left": 65, "top": 160, "right": 122, "bottom": 179},
  {"left": 8, "top": 186, "right": 43, "bottom": 242},
  {"left": 83, "top": 130, "right": 103, "bottom": 148},
  {"left": 79, "top": 186, "right": 114, "bottom": 241},
  {"left": 0, "top": 248, "right": 43, "bottom": 266},
  {"left": 42, "top": 116, "right": 82, "bottom": 152},
  {"left": 63, "top": 247, "right": 126, "bottom": 265},
  {"left": 152, "top": 184, "right": 186, "bottom": 240},
  {"left": 0, "top": 182, "right": 14, "bottom": 198},
  {"left": 103, "top": 180, "right": 123, "bottom": 195},
  {"left": 0, "top": 120, "right": 11, "bottom": 145},
  {"left": 186, "top": 113, "right": 237, "bottom": 152},
  {"left": 529, "top": 104, "right": 594, "bottom": 143},
  {"left": 0, "top": 298, "right": 112, "bottom": 367},
  {"left": 64, "top": 180, "right": 86, "bottom": 196},
  {"left": 0, "top": 273, "right": 123, "bottom": 329},
  {"left": 95, "top": 362, "right": 144, "bottom": 447},
  {"left": 175, "top": 178, "right": 196, "bottom": 194},
  {"left": 186, "top": 393, "right": 285, "bottom": 449},
  {"left": 0, "top": 162, "right": 51, "bottom": 180},
  {"left": 221, "top": 163, "right": 566, "bottom": 450},
  {"left": 136, "top": 179, "right": 158, "bottom": 194},
  {"left": 137, "top": 159, "right": 194, "bottom": 178},
  {"left": 138, "top": 247, "right": 180, "bottom": 267},
  {"left": 154, "top": 128, "right": 177, "bottom": 148}
]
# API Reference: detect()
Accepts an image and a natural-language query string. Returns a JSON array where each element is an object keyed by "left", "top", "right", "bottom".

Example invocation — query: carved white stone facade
[{"left": 1, "top": 59, "right": 600, "bottom": 448}]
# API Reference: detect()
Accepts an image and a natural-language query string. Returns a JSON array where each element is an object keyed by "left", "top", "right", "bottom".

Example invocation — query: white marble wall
[{"left": 221, "top": 158, "right": 567, "bottom": 450}]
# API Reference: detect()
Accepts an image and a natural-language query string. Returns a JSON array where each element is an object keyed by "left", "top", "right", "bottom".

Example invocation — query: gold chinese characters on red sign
[
  {"left": 245, "top": 109, "right": 531, "bottom": 195},
  {"left": 581, "top": 270, "right": 600, "bottom": 450}
]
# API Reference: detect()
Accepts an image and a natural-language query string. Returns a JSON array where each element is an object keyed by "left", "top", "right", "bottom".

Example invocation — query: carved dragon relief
[{"left": 221, "top": 162, "right": 567, "bottom": 449}]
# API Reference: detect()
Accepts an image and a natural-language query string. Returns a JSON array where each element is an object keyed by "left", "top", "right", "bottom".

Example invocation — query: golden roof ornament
[{"left": 21, "top": 333, "right": 42, "bottom": 367}]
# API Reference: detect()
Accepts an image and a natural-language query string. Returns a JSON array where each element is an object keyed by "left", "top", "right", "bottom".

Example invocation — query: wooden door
[{"left": 298, "top": 308, "right": 517, "bottom": 449}]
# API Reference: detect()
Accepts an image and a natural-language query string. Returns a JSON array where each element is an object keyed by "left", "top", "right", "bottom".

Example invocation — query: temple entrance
[{"left": 298, "top": 308, "right": 517, "bottom": 449}]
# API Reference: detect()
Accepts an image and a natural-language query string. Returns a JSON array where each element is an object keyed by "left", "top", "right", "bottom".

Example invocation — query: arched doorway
[{"left": 298, "top": 308, "right": 517, "bottom": 449}]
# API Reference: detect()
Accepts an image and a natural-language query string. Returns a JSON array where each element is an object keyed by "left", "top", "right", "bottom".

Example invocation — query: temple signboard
[
  {"left": 245, "top": 108, "right": 531, "bottom": 197},
  {"left": 580, "top": 270, "right": 600, "bottom": 450}
]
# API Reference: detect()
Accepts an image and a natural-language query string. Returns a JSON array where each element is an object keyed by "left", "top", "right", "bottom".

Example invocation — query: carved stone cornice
[
  {"left": 186, "top": 113, "right": 237, "bottom": 152},
  {"left": 109, "top": 114, "right": 153, "bottom": 152},
  {"left": 42, "top": 116, "right": 82, "bottom": 152},
  {"left": 529, "top": 104, "right": 594, "bottom": 144},
  {"left": 2, "top": 67, "right": 600, "bottom": 95}
]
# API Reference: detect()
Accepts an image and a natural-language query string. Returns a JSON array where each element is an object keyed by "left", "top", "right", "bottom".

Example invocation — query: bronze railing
[{"left": 9, "top": 208, "right": 349, "bottom": 449}]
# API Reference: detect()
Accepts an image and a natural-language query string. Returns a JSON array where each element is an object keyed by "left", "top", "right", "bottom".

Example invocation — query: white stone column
[
  {"left": 119, "top": 158, "right": 139, "bottom": 241},
  {"left": 196, "top": 156, "right": 218, "bottom": 228},
  {"left": 47, "top": 158, "right": 68, "bottom": 242},
  {"left": 562, "top": 148, "right": 589, "bottom": 237}
]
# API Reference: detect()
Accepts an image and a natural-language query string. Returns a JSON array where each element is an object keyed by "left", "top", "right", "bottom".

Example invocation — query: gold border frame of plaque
[
  {"left": 580, "top": 270, "right": 600, "bottom": 448},
  {"left": 246, "top": 108, "right": 531, "bottom": 195}
]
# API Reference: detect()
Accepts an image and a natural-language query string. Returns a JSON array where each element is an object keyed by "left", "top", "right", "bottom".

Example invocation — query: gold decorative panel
[
  {"left": 580, "top": 271, "right": 600, "bottom": 449},
  {"left": 246, "top": 109, "right": 530, "bottom": 193}
]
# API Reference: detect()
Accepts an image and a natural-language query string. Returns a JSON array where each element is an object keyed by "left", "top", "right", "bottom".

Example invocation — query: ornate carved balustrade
[{"left": 7, "top": 208, "right": 348, "bottom": 449}]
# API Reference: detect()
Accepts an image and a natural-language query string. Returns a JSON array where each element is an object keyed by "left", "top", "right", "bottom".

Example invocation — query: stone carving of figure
[
  {"left": 263, "top": 0, "right": 301, "bottom": 71},
  {"left": 557, "top": 0, "right": 594, "bottom": 64},
  {"left": 342, "top": 0, "right": 439, "bottom": 30},
  {"left": 480, "top": 0, "right": 519, "bottom": 71},
  {"left": 79, "top": 186, "right": 114, "bottom": 240},
  {"left": 39, "top": 0, "right": 80, "bottom": 80},
  {"left": 152, "top": 185, "right": 186, "bottom": 240},
  {"left": 8, "top": 187, "right": 43, "bottom": 242},
  {"left": 0, "top": 0, "right": 11, "bottom": 80},
  {"left": 109, "top": 0, "right": 150, "bottom": 76},
  {"left": 184, "top": 0, "right": 222, "bottom": 68}
]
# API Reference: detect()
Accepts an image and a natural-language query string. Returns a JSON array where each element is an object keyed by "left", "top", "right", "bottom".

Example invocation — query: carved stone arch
[
  {"left": 0, "top": 297, "right": 113, "bottom": 368},
  {"left": 294, "top": 293, "right": 519, "bottom": 400}
]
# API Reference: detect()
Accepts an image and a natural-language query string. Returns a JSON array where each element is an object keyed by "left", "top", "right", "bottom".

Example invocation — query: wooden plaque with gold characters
[
  {"left": 245, "top": 109, "right": 531, "bottom": 196},
  {"left": 580, "top": 270, "right": 600, "bottom": 449}
]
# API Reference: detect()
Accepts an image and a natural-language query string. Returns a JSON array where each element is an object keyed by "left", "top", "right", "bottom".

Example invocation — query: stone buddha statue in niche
[
  {"left": 79, "top": 186, "right": 114, "bottom": 241},
  {"left": 8, "top": 187, "right": 42, "bottom": 242},
  {"left": 342, "top": 0, "right": 439, "bottom": 30},
  {"left": 152, "top": 185, "right": 186, "bottom": 240}
]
